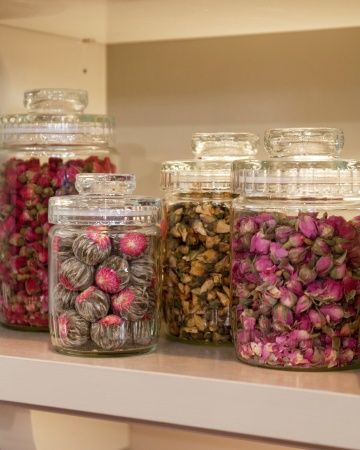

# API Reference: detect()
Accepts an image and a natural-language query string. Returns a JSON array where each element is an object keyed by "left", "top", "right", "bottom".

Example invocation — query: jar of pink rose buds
[
  {"left": 231, "top": 128, "right": 360, "bottom": 370},
  {"left": 48, "top": 173, "right": 161, "bottom": 355},
  {"left": 0, "top": 89, "right": 117, "bottom": 330}
]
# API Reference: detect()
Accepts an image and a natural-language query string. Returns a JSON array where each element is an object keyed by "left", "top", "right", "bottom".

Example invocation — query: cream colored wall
[
  {"left": 108, "top": 27, "right": 360, "bottom": 197},
  {"left": 0, "top": 25, "right": 106, "bottom": 114}
]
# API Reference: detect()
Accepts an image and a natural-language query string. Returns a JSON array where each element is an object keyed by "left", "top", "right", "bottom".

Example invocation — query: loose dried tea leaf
[{"left": 163, "top": 194, "right": 233, "bottom": 343}]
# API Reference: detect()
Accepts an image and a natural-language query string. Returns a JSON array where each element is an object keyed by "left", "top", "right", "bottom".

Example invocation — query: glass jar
[
  {"left": 48, "top": 173, "right": 161, "bottom": 355},
  {"left": 0, "top": 89, "right": 118, "bottom": 330},
  {"left": 231, "top": 128, "right": 360, "bottom": 369},
  {"left": 161, "top": 132, "right": 259, "bottom": 344}
]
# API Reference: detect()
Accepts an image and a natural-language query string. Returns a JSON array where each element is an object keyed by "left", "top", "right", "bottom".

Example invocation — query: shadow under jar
[
  {"left": 0, "top": 89, "right": 118, "bottom": 330},
  {"left": 48, "top": 174, "right": 161, "bottom": 355},
  {"left": 231, "top": 127, "right": 360, "bottom": 369},
  {"left": 161, "top": 132, "right": 259, "bottom": 344}
]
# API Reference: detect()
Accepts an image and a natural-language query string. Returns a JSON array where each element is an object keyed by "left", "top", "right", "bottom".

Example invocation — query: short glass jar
[
  {"left": 0, "top": 89, "right": 117, "bottom": 330},
  {"left": 161, "top": 132, "right": 259, "bottom": 344},
  {"left": 48, "top": 174, "right": 161, "bottom": 355},
  {"left": 231, "top": 128, "right": 360, "bottom": 369}
]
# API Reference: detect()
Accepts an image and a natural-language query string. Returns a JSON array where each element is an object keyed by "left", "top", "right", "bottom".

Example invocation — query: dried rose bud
[
  {"left": 59, "top": 257, "right": 94, "bottom": 291},
  {"left": 295, "top": 295, "right": 312, "bottom": 314},
  {"left": 275, "top": 226, "right": 293, "bottom": 243},
  {"left": 90, "top": 315, "right": 127, "bottom": 350},
  {"left": 258, "top": 315, "right": 271, "bottom": 334},
  {"left": 312, "top": 238, "right": 330, "bottom": 256},
  {"left": 250, "top": 232, "right": 271, "bottom": 254},
  {"left": 240, "top": 311, "right": 256, "bottom": 331},
  {"left": 342, "top": 337, "right": 358, "bottom": 350},
  {"left": 118, "top": 232, "right": 149, "bottom": 258},
  {"left": 291, "top": 329, "right": 311, "bottom": 341},
  {"left": 73, "top": 229, "right": 112, "bottom": 266},
  {"left": 270, "top": 242, "right": 288, "bottom": 262},
  {"left": 324, "top": 347, "right": 338, "bottom": 368},
  {"left": 254, "top": 255, "right": 274, "bottom": 272},
  {"left": 330, "top": 263, "right": 346, "bottom": 280},
  {"left": 318, "top": 222, "right": 335, "bottom": 239},
  {"left": 320, "top": 279, "right": 343, "bottom": 303},
  {"left": 309, "top": 309, "right": 326, "bottom": 328},
  {"left": 319, "top": 304, "right": 344, "bottom": 322},
  {"left": 75, "top": 286, "right": 110, "bottom": 322},
  {"left": 272, "top": 304, "right": 294, "bottom": 329},
  {"left": 237, "top": 217, "right": 258, "bottom": 235},
  {"left": 298, "top": 215, "right": 318, "bottom": 239},
  {"left": 299, "top": 265, "right": 317, "bottom": 284},
  {"left": 57, "top": 310, "right": 90, "bottom": 347},
  {"left": 288, "top": 247, "right": 307, "bottom": 264},
  {"left": 286, "top": 274, "right": 304, "bottom": 296},
  {"left": 95, "top": 255, "right": 130, "bottom": 294},
  {"left": 315, "top": 255, "right": 333, "bottom": 277},
  {"left": 279, "top": 287, "right": 297, "bottom": 308},
  {"left": 236, "top": 329, "right": 251, "bottom": 344}
]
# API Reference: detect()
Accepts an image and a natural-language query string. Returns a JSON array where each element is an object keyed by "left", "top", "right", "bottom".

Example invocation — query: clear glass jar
[
  {"left": 231, "top": 128, "right": 360, "bottom": 369},
  {"left": 48, "top": 174, "right": 161, "bottom": 355},
  {"left": 161, "top": 132, "right": 259, "bottom": 344},
  {"left": 0, "top": 89, "right": 118, "bottom": 330}
]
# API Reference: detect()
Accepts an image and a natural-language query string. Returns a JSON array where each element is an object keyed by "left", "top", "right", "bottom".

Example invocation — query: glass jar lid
[
  {"left": 161, "top": 132, "right": 259, "bottom": 193},
  {"left": 232, "top": 127, "right": 360, "bottom": 199},
  {"left": 0, "top": 88, "right": 114, "bottom": 147},
  {"left": 49, "top": 174, "right": 161, "bottom": 225}
]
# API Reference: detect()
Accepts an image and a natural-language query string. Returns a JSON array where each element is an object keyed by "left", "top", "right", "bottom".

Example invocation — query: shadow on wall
[{"left": 108, "top": 27, "right": 360, "bottom": 195}]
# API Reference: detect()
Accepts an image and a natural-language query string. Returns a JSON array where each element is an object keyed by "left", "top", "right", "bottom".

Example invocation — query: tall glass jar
[
  {"left": 161, "top": 132, "right": 259, "bottom": 344},
  {"left": 0, "top": 89, "right": 118, "bottom": 330},
  {"left": 48, "top": 174, "right": 161, "bottom": 355},
  {"left": 231, "top": 128, "right": 360, "bottom": 369}
]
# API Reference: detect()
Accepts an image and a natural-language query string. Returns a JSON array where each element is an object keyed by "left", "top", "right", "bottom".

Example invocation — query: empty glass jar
[
  {"left": 0, "top": 89, "right": 117, "bottom": 329},
  {"left": 48, "top": 174, "right": 161, "bottom": 355},
  {"left": 231, "top": 128, "right": 360, "bottom": 369},
  {"left": 161, "top": 132, "right": 259, "bottom": 344}
]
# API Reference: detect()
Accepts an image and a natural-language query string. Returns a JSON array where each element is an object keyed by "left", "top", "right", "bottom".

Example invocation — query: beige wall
[
  {"left": 0, "top": 25, "right": 106, "bottom": 114},
  {"left": 108, "top": 27, "right": 360, "bottom": 196}
]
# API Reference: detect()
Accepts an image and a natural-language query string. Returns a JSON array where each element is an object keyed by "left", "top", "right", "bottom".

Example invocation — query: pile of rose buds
[
  {"left": 0, "top": 156, "right": 115, "bottom": 328},
  {"left": 232, "top": 212, "right": 360, "bottom": 369},
  {"left": 51, "top": 226, "right": 158, "bottom": 353}
]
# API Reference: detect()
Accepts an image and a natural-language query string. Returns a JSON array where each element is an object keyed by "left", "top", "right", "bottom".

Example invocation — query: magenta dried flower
[
  {"left": 275, "top": 225, "right": 293, "bottom": 243},
  {"left": 111, "top": 286, "right": 149, "bottom": 321},
  {"left": 298, "top": 215, "right": 318, "bottom": 239},
  {"left": 75, "top": 286, "right": 110, "bottom": 322},
  {"left": 279, "top": 287, "right": 297, "bottom": 308},
  {"left": 295, "top": 295, "right": 312, "bottom": 314},
  {"left": 72, "top": 228, "right": 111, "bottom": 266},
  {"left": 90, "top": 315, "right": 126, "bottom": 350},
  {"left": 272, "top": 304, "right": 294, "bottom": 330},
  {"left": 329, "top": 263, "right": 346, "bottom": 280},
  {"left": 312, "top": 238, "right": 330, "bottom": 256},
  {"left": 288, "top": 247, "right": 307, "bottom": 264},
  {"left": 319, "top": 304, "right": 344, "bottom": 323},
  {"left": 254, "top": 255, "right": 274, "bottom": 272},
  {"left": 299, "top": 265, "right": 317, "bottom": 284},
  {"left": 95, "top": 255, "right": 130, "bottom": 294},
  {"left": 118, "top": 232, "right": 148, "bottom": 258},
  {"left": 59, "top": 257, "right": 94, "bottom": 291},
  {"left": 270, "top": 242, "right": 288, "bottom": 262},
  {"left": 237, "top": 216, "right": 258, "bottom": 235},
  {"left": 315, "top": 255, "right": 333, "bottom": 277},
  {"left": 250, "top": 232, "right": 271, "bottom": 254}
]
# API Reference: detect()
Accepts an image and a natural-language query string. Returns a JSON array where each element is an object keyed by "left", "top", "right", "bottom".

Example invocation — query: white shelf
[
  {"left": 1, "top": 0, "right": 360, "bottom": 44},
  {"left": 0, "top": 327, "right": 359, "bottom": 449}
]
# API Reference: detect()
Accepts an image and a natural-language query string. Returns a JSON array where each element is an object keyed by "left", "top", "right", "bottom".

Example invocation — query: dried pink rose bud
[
  {"left": 236, "top": 329, "right": 251, "bottom": 344},
  {"left": 312, "top": 238, "right": 330, "bottom": 256},
  {"left": 240, "top": 311, "right": 256, "bottom": 331},
  {"left": 309, "top": 309, "right": 326, "bottom": 328},
  {"left": 315, "top": 255, "right": 333, "bottom": 277},
  {"left": 258, "top": 315, "right": 271, "bottom": 334},
  {"left": 284, "top": 233, "right": 305, "bottom": 249},
  {"left": 254, "top": 255, "right": 274, "bottom": 272},
  {"left": 237, "top": 217, "right": 258, "bottom": 235},
  {"left": 250, "top": 232, "right": 271, "bottom": 254},
  {"left": 275, "top": 226, "right": 293, "bottom": 243},
  {"left": 318, "top": 222, "right": 335, "bottom": 239},
  {"left": 329, "top": 263, "right": 346, "bottom": 280},
  {"left": 295, "top": 295, "right": 312, "bottom": 314},
  {"left": 279, "top": 287, "right": 297, "bottom": 308},
  {"left": 272, "top": 304, "right": 294, "bottom": 328},
  {"left": 270, "top": 242, "right": 288, "bottom": 262},
  {"left": 321, "top": 279, "right": 343, "bottom": 303},
  {"left": 319, "top": 304, "right": 344, "bottom": 322},
  {"left": 288, "top": 247, "right": 307, "bottom": 264},
  {"left": 298, "top": 215, "right": 318, "bottom": 239},
  {"left": 299, "top": 265, "right": 317, "bottom": 284}
]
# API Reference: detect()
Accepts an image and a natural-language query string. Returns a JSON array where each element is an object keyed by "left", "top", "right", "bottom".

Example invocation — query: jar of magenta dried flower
[
  {"left": 48, "top": 173, "right": 161, "bottom": 355},
  {"left": 161, "top": 132, "right": 259, "bottom": 344},
  {"left": 231, "top": 128, "right": 360, "bottom": 369},
  {"left": 0, "top": 89, "right": 117, "bottom": 330}
]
